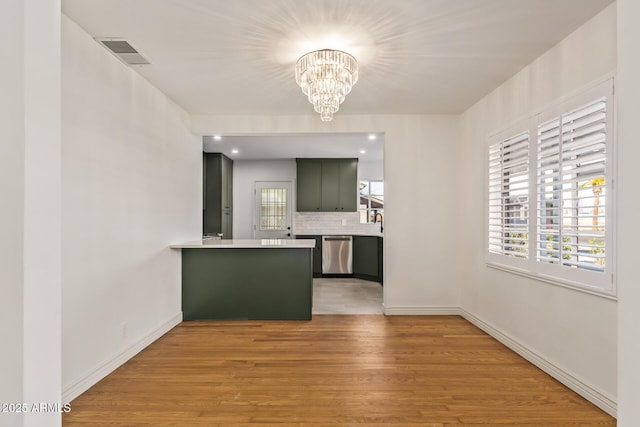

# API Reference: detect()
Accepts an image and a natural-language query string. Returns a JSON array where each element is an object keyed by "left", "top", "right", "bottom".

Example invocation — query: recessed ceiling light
[
  {"left": 368, "top": 134, "right": 376, "bottom": 141},
  {"left": 231, "top": 149, "right": 239, "bottom": 155},
  {"left": 213, "top": 135, "right": 222, "bottom": 141},
  {"left": 360, "top": 150, "right": 366, "bottom": 154}
]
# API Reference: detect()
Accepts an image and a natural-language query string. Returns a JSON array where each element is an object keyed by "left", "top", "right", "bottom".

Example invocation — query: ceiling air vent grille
[{"left": 95, "top": 38, "right": 150, "bottom": 65}]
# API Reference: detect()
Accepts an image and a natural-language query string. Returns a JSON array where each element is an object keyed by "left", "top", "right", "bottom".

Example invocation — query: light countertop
[
  {"left": 170, "top": 238, "right": 316, "bottom": 249},
  {"left": 295, "top": 233, "right": 384, "bottom": 238}
]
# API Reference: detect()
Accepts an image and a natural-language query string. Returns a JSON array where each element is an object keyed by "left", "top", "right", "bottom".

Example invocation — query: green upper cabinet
[
  {"left": 296, "top": 158, "right": 358, "bottom": 212},
  {"left": 221, "top": 154, "right": 233, "bottom": 210},
  {"left": 336, "top": 159, "right": 358, "bottom": 211},
  {"left": 296, "top": 159, "right": 322, "bottom": 211},
  {"left": 203, "top": 153, "right": 233, "bottom": 238},
  {"left": 320, "top": 160, "right": 340, "bottom": 210}
]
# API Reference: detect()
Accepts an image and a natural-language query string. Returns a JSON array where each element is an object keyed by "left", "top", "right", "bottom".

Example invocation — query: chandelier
[{"left": 295, "top": 49, "right": 359, "bottom": 122}]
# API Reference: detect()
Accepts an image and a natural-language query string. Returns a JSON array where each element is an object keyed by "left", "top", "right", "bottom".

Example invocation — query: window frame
[
  {"left": 359, "top": 180, "right": 384, "bottom": 224},
  {"left": 259, "top": 187, "right": 288, "bottom": 231},
  {"left": 485, "top": 79, "right": 616, "bottom": 298}
]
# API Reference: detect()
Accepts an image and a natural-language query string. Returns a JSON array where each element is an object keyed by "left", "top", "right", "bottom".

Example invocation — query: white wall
[
  {"left": 61, "top": 16, "right": 201, "bottom": 401},
  {"left": 192, "top": 114, "right": 461, "bottom": 311},
  {"left": 458, "top": 4, "right": 617, "bottom": 412},
  {"left": 0, "top": 2, "right": 27, "bottom": 425},
  {"left": 232, "top": 159, "right": 296, "bottom": 239},
  {"left": 0, "top": 1, "right": 25, "bottom": 425},
  {"left": 616, "top": 1, "right": 640, "bottom": 425},
  {"left": 358, "top": 159, "right": 384, "bottom": 181},
  {"left": 1, "top": 1, "right": 62, "bottom": 427},
  {"left": 23, "top": 2, "right": 63, "bottom": 425}
]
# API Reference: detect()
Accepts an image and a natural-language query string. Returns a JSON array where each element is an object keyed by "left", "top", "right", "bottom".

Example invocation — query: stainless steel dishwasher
[{"left": 322, "top": 235, "right": 353, "bottom": 274}]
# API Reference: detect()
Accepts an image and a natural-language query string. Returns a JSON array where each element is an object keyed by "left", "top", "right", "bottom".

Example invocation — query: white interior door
[{"left": 253, "top": 181, "right": 293, "bottom": 239}]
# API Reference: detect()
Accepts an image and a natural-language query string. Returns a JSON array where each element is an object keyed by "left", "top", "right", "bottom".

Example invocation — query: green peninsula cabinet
[
  {"left": 296, "top": 158, "right": 358, "bottom": 212},
  {"left": 172, "top": 239, "right": 315, "bottom": 320},
  {"left": 203, "top": 153, "right": 233, "bottom": 238}
]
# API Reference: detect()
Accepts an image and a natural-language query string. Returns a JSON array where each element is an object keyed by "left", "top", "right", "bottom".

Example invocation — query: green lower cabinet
[
  {"left": 378, "top": 237, "right": 384, "bottom": 284},
  {"left": 182, "top": 248, "right": 313, "bottom": 320},
  {"left": 353, "top": 236, "right": 383, "bottom": 283}
]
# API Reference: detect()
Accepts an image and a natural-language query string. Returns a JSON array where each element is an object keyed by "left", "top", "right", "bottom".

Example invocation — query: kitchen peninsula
[{"left": 171, "top": 238, "right": 315, "bottom": 320}]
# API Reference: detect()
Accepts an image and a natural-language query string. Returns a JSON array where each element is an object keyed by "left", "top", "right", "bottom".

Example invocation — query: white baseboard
[
  {"left": 62, "top": 312, "right": 182, "bottom": 403},
  {"left": 460, "top": 309, "right": 617, "bottom": 418},
  {"left": 383, "top": 305, "right": 461, "bottom": 315}
]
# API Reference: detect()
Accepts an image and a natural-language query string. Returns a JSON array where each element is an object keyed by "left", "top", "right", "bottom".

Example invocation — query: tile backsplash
[{"left": 294, "top": 212, "right": 383, "bottom": 236}]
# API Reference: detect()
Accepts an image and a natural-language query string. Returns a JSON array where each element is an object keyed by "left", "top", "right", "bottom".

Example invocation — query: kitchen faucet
[{"left": 374, "top": 212, "right": 383, "bottom": 233}]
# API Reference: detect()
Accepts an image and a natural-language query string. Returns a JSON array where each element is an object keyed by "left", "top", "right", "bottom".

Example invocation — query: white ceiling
[{"left": 62, "top": 0, "right": 613, "bottom": 159}]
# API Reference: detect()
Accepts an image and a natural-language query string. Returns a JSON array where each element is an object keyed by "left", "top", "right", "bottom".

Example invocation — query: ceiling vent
[{"left": 94, "top": 38, "right": 150, "bottom": 65}]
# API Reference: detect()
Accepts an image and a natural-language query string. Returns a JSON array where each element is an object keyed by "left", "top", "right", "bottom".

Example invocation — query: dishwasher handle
[{"left": 323, "top": 236, "right": 352, "bottom": 241}]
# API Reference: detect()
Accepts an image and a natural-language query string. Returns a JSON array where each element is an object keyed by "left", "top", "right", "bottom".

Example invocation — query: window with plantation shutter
[
  {"left": 488, "top": 131, "right": 529, "bottom": 259},
  {"left": 536, "top": 98, "right": 607, "bottom": 272},
  {"left": 486, "top": 79, "right": 614, "bottom": 297}
]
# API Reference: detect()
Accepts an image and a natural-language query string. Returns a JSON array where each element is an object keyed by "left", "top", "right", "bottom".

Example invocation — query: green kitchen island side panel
[{"left": 181, "top": 247, "right": 313, "bottom": 320}]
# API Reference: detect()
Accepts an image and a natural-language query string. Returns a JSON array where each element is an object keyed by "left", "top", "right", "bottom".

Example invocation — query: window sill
[{"left": 486, "top": 261, "right": 617, "bottom": 301}]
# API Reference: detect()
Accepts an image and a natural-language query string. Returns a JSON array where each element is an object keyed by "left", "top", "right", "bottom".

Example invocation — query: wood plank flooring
[{"left": 63, "top": 315, "right": 616, "bottom": 426}]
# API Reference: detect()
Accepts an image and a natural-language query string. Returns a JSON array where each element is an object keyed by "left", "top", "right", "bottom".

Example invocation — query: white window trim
[
  {"left": 359, "top": 180, "right": 384, "bottom": 224},
  {"left": 487, "top": 261, "right": 617, "bottom": 300},
  {"left": 485, "top": 79, "right": 616, "bottom": 299}
]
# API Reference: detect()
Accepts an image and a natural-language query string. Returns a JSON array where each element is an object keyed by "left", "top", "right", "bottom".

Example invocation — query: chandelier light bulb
[{"left": 295, "top": 49, "right": 359, "bottom": 122}]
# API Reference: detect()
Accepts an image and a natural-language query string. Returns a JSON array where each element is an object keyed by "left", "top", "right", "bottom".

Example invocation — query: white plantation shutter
[
  {"left": 488, "top": 131, "right": 529, "bottom": 259},
  {"left": 536, "top": 98, "right": 607, "bottom": 271},
  {"left": 537, "top": 117, "right": 562, "bottom": 263}
]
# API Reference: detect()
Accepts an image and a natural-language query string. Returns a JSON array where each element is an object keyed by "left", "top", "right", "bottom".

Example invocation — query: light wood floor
[{"left": 63, "top": 316, "right": 616, "bottom": 426}]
